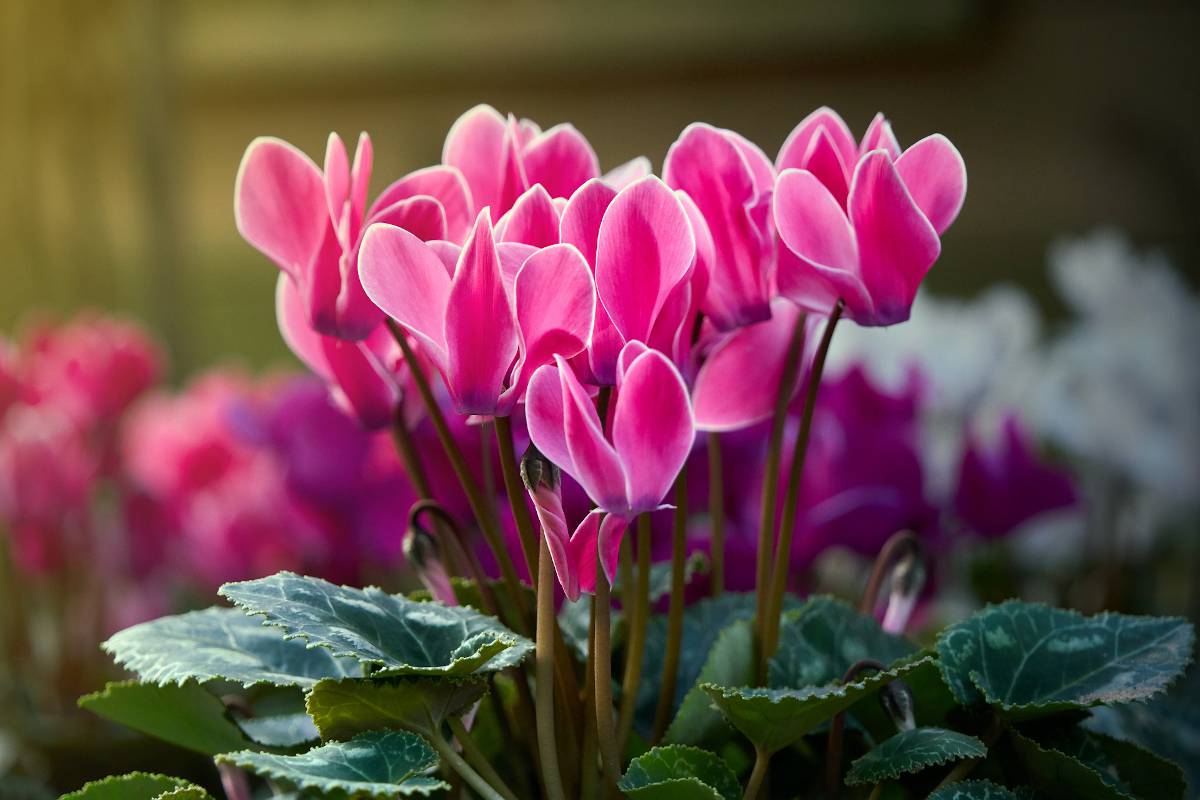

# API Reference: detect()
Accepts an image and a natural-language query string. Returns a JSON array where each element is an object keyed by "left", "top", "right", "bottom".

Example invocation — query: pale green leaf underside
[
  {"left": 102, "top": 606, "right": 360, "bottom": 688},
  {"left": 218, "top": 730, "right": 447, "bottom": 798},
  {"left": 618, "top": 745, "right": 740, "bottom": 800},
  {"left": 927, "top": 780, "right": 1021, "bottom": 800},
  {"left": 220, "top": 572, "right": 531, "bottom": 676},
  {"left": 845, "top": 726, "right": 986, "bottom": 785},
  {"left": 78, "top": 680, "right": 252, "bottom": 756},
  {"left": 937, "top": 600, "right": 1194, "bottom": 717},
  {"left": 306, "top": 676, "right": 488, "bottom": 740},
  {"left": 59, "top": 773, "right": 211, "bottom": 800}
]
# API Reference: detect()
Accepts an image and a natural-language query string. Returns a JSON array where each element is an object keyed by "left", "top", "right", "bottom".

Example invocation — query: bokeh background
[{"left": 2, "top": 0, "right": 1198, "bottom": 375}]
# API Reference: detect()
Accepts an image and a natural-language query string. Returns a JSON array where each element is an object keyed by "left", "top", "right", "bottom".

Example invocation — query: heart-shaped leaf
[
  {"left": 79, "top": 681, "right": 252, "bottom": 755},
  {"left": 770, "top": 595, "right": 917, "bottom": 689},
  {"left": 845, "top": 727, "right": 986, "bottom": 786},
  {"left": 927, "top": 780, "right": 1021, "bottom": 800},
  {"left": 60, "top": 774, "right": 211, "bottom": 800},
  {"left": 618, "top": 745, "right": 741, "bottom": 800},
  {"left": 663, "top": 620, "right": 754, "bottom": 746},
  {"left": 220, "top": 572, "right": 532, "bottom": 676},
  {"left": 218, "top": 730, "right": 447, "bottom": 798},
  {"left": 306, "top": 676, "right": 488, "bottom": 739},
  {"left": 1019, "top": 725, "right": 1185, "bottom": 800},
  {"left": 703, "top": 655, "right": 934, "bottom": 755},
  {"left": 102, "top": 607, "right": 360, "bottom": 688},
  {"left": 937, "top": 601, "right": 1193, "bottom": 719}
]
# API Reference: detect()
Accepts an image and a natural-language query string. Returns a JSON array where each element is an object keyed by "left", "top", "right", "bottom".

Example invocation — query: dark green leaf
[
  {"left": 237, "top": 712, "right": 319, "bottom": 749},
  {"left": 663, "top": 620, "right": 754, "bottom": 746},
  {"left": 78, "top": 681, "right": 252, "bottom": 755},
  {"left": 937, "top": 601, "right": 1193, "bottom": 718},
  {"left": 927, "top": 780, "right": 1021, "bottom": 800},
  {"left": 306, "top": 676, "right": 488, "bottom": 739},
  {"left": 614, "top": 552, "right": 710, "bottom": 604},
  {"left": 618, "top": 745, "right": 740, "bottom": 800},
  {"left": 59, "top": 774, "right": 210, "bottom": 800},
  {"left": 102, "top": 607, "right": 359, "bottom": 688},
  {"left": 770, "top": 595, "right": 916, "bottom": 689},
  {"left": 703, "top": 655, "right": 934, "bottom": 754},
  {"left": 218, "top": 730, "right": 446, "bottom": 798},
  {"left": 220, "top": 572, "right": 531, "bottom": 676},
  {"left": 1008, "top": 728, "right": 1132, "bottom": 800},
  {"left": 845, "top": 727, "right": 986, "bottom": 785}
]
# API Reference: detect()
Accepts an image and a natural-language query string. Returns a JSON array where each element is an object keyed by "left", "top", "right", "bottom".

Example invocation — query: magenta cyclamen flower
[
  {"left": 236, "top": 132, "right": 470, "bottom": 340},
  {"left": 773, "top": 108, "right": 967, "bottom": 327},
  {"left": 358, "top": 209, "right": 596, "bottom": 416},
  {"left": 525, "top": 343, "right": 695, "bottom": 596}
]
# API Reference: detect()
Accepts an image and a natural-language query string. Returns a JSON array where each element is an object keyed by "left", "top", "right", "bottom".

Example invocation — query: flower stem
[
  {"left": 388, "top": 321, "right": 529, "bottom": 632},
  {"left": 390, "top": 405, "right": 431, "bottom": 496},
  {"left": 535, "top": 537, "right": 568, "bottom": 800},
  {"left": 579, "top": 598, "right": 599, "bottom": 800},
  {"left": 428, "top": 724, "right": 509, "bottom": 800},
  {"left": 708, "top": 431, "right": 725, "bottom": 596},
  {"left": 753, "top": 313, "right": 808, "bottom": 674},
  {"left": 593, "top": 562, "right": 622, "bottom": 795},
  {"left": 447, "top": 716, "right": 520, "bottom": 800},
  {"left": 493, "top": 415, "right": 538, "bottom": 587},
  {"left": 742, "top": 746, "right": 771, "bottom": 800},
  {"left": 617, "top": 513, "right": 652, "bottom": 751},
  {"left": 761, "top": 302, "right": 842, "bottom": 672},
  {"left": 652, "top": 468, "right": 689, "bottom": 742}
]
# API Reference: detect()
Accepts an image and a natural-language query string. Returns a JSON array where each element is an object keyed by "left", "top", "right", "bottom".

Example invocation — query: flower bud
[
  {"left": 520, "top": 443, "right": 560, "bottom": 494},
  {"left": 403, "top": 522, "right": 456, "bottom": 605},
  {"left": 879, "top": 678, "right": 916, "bottom": 732},
  {"left": 881, "top": 542, "right": 925, "bottom": 635}
]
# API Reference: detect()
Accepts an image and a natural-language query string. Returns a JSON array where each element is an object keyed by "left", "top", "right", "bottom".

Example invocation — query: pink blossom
[{"left": 773, "top": 109, "right": 966, "bottom": 327}]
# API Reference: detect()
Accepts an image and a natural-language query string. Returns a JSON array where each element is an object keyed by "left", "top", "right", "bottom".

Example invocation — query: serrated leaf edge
[{"left": 844, "top": 727, "right": 987, "bottom": 786}]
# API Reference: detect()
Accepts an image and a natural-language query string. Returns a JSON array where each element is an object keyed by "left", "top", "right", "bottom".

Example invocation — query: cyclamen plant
[{"left": 67, "top": 105, "right": 1195, "bottom": 800}]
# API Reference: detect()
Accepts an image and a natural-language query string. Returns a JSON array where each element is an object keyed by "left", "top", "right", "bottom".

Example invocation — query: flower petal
[
  {"left": 497, "top": 184, "right": 561, "bottom": 248},
  {"left": 595, "top": 513, "right": 628, "bottom": 588},
  {"left": 602, "top": 156, "right": 652, "bottom": 190},
  {"left": 559, "top": 356, "right": 627, "bottom": 511},
  {"left": 595, "top": 175, "right": 695, "bottom": 344},
  {"left": 848, "top": 151, "right": 941, "bottom": 326},
  {"left": 321, "top": 337, "right": 397, "bottom": 431},
  {"left": 496, "top": 242, "right": 538, "bottom": 286},
  {"left": 859, "top": 112, "right": 901, "bottom": 159},
  {"left": 324, "top": 133, "right": 351, "bottom": 241},
  {"left": 275, "top": 274, "right": 331, "bottom": 380},
  {"left": 358, "top": 223, "right": 451, "bottom": 365},
  {"left": 366, "top": 195, "right": 448, "bottom": 243},
  {"left": 777, "top": 106, "right": 857, "bottom": 175},
  {"left": 798, "top": 126, "right": 851, "bottom": 207},
  {"left": 348, "top": 132, "right": 373, "bottom": 236},
  {"left": 569, "top": 510, "right": 602, "bottom": 596},
  {"left": 560, "top": 179, "right": 616, "bottom": 266},
  {"left": 529, "top": 483, "right": 580, "bottom": 600},
  {"left": 442, "top": 104, "right": 527, "bottom": 216},
  {"left": 894, "top": 133, "right": 966, "bottom": 235},
  {"left": 525, "top": 363, "right": 572, "bottom": 473},
  {"left": 234, "top": 137, "right": 328, "bottom": 280},
  {"left": 444, "top": 210, "right": 519, "bottom": 414},
  {"left": 612, "top": 347, "right": 694, "bottom": 513},
  {"left": 370, "top": 165, "right": 474, "bottom": 243},
  {"left": 522, "top": 123, "right": 600, "bottom": 200}
]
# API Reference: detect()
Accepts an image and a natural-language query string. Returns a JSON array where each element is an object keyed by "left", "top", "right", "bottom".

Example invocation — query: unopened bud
[
  {"left": 520, "top": 443, "right": 560, "bottom": 493},
  {"left": 879, "top": 678, "right": 916, "bottom": 732},
  {"left": 403, "top": 523, "right": 456, "bottom": 605},
  {"left": 881, "top": 542, "right": 926, "bottom": 635}
]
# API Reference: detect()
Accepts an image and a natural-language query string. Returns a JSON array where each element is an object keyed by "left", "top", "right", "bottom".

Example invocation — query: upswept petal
[
  {"left": 320, "top": 337, "right": 397, "bottom": 431},
  {"left": 568, "top": 511, "right": 603, "bottom": 597},
  {"left": 723, "top": 129, "right": 776, "bottom": 194},
  {"left": 323, "top": 133, "right": 351, "bottom": 241},
  {"left": 602, "top": 156, "right": 652, "bottom": 190},
  {"left": 776, "top": 106, "right": 857, "bottom": 175},
  {"left": 611, "top": 346, "right": 694, "bottom": 513},
  {"left": 304, "top": 224, "right": 351, "bottom": 337},
  {"left": 558, "top": 356, "right": 627, "bottom": 512},
  {"left": 664, "top": 123, "right": 771, "bottom": 331},
  {"left": 358, "top": 223, "right": 452, "bottom": 365},
  {"left": 427, "top": 240, "right": 461, "bottom": 276},
  {"left": 894, "top": 134, "right": 967, "bottom": 235},
  {"left": 348, "top": 132, "right": 373, "bottom": 238},
  {"left": 496, "top": 242, "right": 537, "bottom": 288},
  {"left": 594, "top": 513, "right": 629, "bottom": 588},
  {"left": 444, "top": 210, "right": 519, "bottom": 414},
  {"left": 595, "top": 176, "right": 695, "bottom": 344},
  {"left": 234, "top": 137, "right": 328, "bottom": 280},
  {"left": 525, "top": 363, "right": 573, "bottom": 474},
  {"left": 529, "top": 483, "right": 579, "bottom": 600},
  {"left": 798, "top": 127, "right": 852, "bottom": 206},
  {"left": 676, "top": 190, "right": 713, "bottom": 316},
  {"left": 442, "top": 104, "right": 527, "bottom": 216},
  {"left": 560, "top": 179, "right": 617, "bottom": 266},
  {"left": 859, "top": 112, "right": 901, "bottom": 159},
  {"left": 692, "top": 300, "right": 806, "bottom": 431},
  {"left": 497, "top": 184, "right": 560, "bottom": 248},
  {"left": 365, "top": 195, "right": 448, "bottom": 244},
  {"left": 614, "top": 339, "right": 650, "bottom": 387},
  {"left": 522, "top": 123, "right": 600, "bottom": 200},
  {"left": 370, "top": 165, "right": 474, "bottom": 243},
  {"left": 849, "top": 151, "right": 941, "bottom": 326},
  {"left": 275, "top": 274, "right": 331, "bottom": 381}
]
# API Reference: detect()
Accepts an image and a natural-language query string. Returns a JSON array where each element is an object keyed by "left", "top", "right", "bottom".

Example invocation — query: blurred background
[{"left": 2, "top": 0, "right": 1197, "bottom": 374}]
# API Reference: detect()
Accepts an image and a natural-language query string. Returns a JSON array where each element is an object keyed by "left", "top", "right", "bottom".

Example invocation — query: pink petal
[
  {"left": 234, "top": 137, "right": 328, "bottom": 280},
  {"left": 324, "top": 133, "right": 351, "bottom": 243},
  {"left": 321, "top": 337, "right": 397, "bottom": 431},
  {"left": 647, "top": 279, "right": 693, "bottom": 369},
  {"left": 497, "top": 184, "right": 560, "bottom": 248},
  {"left": 848, "top": 151, "right": 941, "bottom": 326},
  {"left": 558, "top": 356, "right": 628, "bottom": 512},
  {"left": 798, "top": 127, "right": 852, "bottom": 207},
  {"left": 357, "top": 223, "right": 452, "bottom": 365},
  {"left": 525, "top": 363, "right": 573, "bottom": 473},
  {"left": 777, "top": 107, "right": 858, "bottom": 172},
  {"left": 595, "top": 513, "right": 628, "bottom": 587},
  {"left": 859, "top": 113, "right": 901, "bottom": 160},
  {"left": 348, "top": 132, "right": 373, "bottom": 237},
  {"left": 443, "top": 211, "right": 519, "bottom": 414},
  {"left": 775, "top": 244, "right": 845, "bottom": 316},
  {"left": 723, "top": 129, "right": 776, "bottom": 195},
  {"left": 664, "top": 124, "right": 771, "bottom": 331},
  {"left": 676, "top": 190, "right": 713, "bottom": 321},
  {"left": 569, "top": 510, "right": 603, "bottom": 597},
  {"left": 371, "top": 166, "right": 474, "bottom": 243},
  {"left": 615, "top": 339, "right": 650, "bottom": 387},
  {"left": 275, "top": 274, "right": 331, "bottom": 381},
  {"left": 366, "top": 195, "right": 448, "bottom": 243},
  {"left": 529, "top": 483, "right": 581, "bottom": 600},
  {"left": 442, "top": 104, "right": 526, "bottom": 217},
  {"left": 522, "top": 123, "right": 600, "bottom": 200},
  {"left": 693, "top": 300, "right": 806, "bottom": 431},
  {"left": 611, "top": 347, "right": 694, "bottom": 513},
  {"left": 602, "top": 156, "right": 652, "bottom": 191},
  {"left": 427, "top": 240, "right": 461, "bottom": 275},
  {"left": 894, "top": 134, "right": 967, "bottom": 236},
  {"left": 595, "top": 176, "right": 695, "bottom": 344},
  {"left": 499, "top": 244, "right": 596, "bottom": 412},
  {"left": 560, "top": 179, "right": 617, "bottom": 266},
  {"left": 496, "top": 242, "right": 538, "bottom": 286}
]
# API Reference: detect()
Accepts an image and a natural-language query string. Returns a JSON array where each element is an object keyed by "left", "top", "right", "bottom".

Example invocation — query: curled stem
[
  {"left": 652, "top": 469, "right": 689, "bottom": 742},
  {"left": 859, "top": 530, "right": 920, "bottom": 617},
  {"left": 708, "top": 432, "right": 725, "bottom": 596},
  {"left": 617, "top": 513, "right": 652, "bottom": 752},
  {"left": 593, "top": 563, "right": 622, "bottom": 795},
  {"left": 535, "top": 537, "right": 567, "bottom": 800}
]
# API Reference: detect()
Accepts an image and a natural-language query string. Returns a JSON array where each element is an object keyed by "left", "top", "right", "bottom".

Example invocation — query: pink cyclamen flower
[
  {"left": 359, "top": 209, "right": 596, "bottom": 417},
  {"left": 664, "top": 123, "right": 776, "bottom": 332},
  {"left": 525, "top": 343, "right": 695, "bottom": 595},
  {"left": 236, "top": 132, "right": 470, "bottom": 340},
  {"left": 773, "top": 108, "right": 966, "bottom": 327}
]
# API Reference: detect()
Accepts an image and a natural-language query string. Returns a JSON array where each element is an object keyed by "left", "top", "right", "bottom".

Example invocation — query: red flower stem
[
  {"left": 652, "top": 467, "right": 689, "bottom": 741},
  {"left": 760, "top": 301, "right": 843, "bottom": 672}
]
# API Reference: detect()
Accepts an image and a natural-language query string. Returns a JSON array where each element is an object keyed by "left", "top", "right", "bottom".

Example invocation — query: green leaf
[
  {"left": 237, "top": 712, "right": 319, "bottom": 749},
  {"left": 102, "top": 606, "right": 360, "bottom": 688},
  {"left": 618, "top": 745, "right": 740, "bottom": 800},
  {"left": 558, "top": 596, "right": 595, "bottom": 662},
  {"left": 663, "top": 620, "right": 754, "bottom": 746},
  {"left": 78, "top": 680, "right": 252, "bottom": 755},
  {"left": 1020, "top": 725, "right": 1185, "bottom": 800},
  {"left": 614, "top": 551, "right": 710, "bottom": 604},
  {"left": 769, "top": 595, "right": 917, "bottom": 689},
  {"left": 306, "top": 676, "right": 488, "bottom": 739},
  {"left": 937, "top": 601, "right": 1194, "bottom": 719},
  {"left": 218, "top": 730, "right": 447, "bottom": 798},
  {"left": 153, "top": 790, "right": 211, "bottom": 800},
  {"left": 59, "top": 774, "right": 210, "bottom": 800},
  {"left": 220, "top": 572, "right": 532, "bottom": 676},
  {"left": 703, "top": 655, "right": 934, "bottom": 754},
  {"left": 410, "top": 577, "right": 535, "bottom": 630},
  {"left": 927, "top": 780, "right": 1021, "bottom": 800},
  {"left": 845, "top": 727, "right": 986, "bottom": 785},
  {"left": 1008, "top": 728, "right": 1135, "bottom": 800}
]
